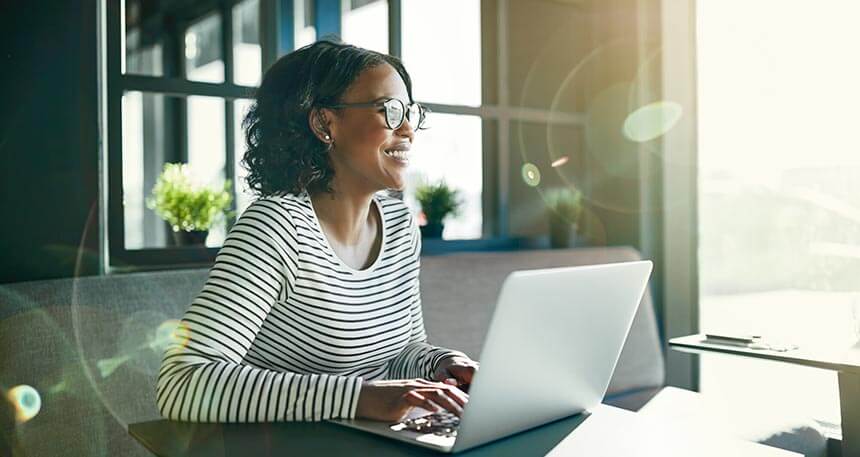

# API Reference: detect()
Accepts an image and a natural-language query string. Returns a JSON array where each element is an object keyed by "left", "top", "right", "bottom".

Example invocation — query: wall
[{"left": 0, "top": 0, "right": 101, "bottom": 283}]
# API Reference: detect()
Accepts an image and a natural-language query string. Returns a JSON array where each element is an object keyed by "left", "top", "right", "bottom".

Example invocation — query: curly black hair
[{"left": 241, "top": 39, "right": 414, "bottom": 197}]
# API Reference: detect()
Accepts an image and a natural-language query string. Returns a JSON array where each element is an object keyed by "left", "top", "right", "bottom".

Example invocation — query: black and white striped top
[{"left": 156, "top": 191, "right": 464, "bottom": 423}]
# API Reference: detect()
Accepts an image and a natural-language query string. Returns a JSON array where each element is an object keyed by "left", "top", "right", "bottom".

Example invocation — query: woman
[{"left": 156, "top": 40, "right": 479, "bottom": 423}]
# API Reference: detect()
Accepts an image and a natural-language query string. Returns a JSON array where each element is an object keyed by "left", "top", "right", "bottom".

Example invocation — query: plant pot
[
  {"left": 172, "top": 230, "right": 209, "bottom": 246},
  {"left": 420, "top": 222, "right": 444, "bottom": 238},
  {"left": 548, "top": 215, "right": 578, "bottom": 249}
]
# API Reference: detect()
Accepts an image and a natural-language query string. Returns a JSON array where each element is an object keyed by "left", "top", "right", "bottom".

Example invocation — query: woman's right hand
[{"left": 355, "top": 378, "right": 469, "bottom": 422}]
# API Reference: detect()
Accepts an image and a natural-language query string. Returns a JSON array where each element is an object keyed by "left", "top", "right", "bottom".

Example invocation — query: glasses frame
[{"left": 323, "top": 98, "right": 431, "bottom": 130}]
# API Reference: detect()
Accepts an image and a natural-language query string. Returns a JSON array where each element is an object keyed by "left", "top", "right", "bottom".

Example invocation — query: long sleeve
[
  {"left": 156, "top": 202, "right": 363, "bottom": 422},
  {"left": 385, "top": 215, "right": 468, "bottom": 380}
]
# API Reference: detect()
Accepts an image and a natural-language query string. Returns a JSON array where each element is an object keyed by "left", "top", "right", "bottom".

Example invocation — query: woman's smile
[{"left": 382, "top": 142, "right": 411, "bottom": 166}]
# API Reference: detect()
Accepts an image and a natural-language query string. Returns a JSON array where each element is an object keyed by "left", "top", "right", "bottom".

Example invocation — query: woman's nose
[{"left": 395, "top": 116, "right": 416, "bottom": 141}]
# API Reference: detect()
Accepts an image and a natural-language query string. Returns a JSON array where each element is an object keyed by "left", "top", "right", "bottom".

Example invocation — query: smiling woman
[{"left": 156, "top": 40, "right": 479, "bottom": 423}]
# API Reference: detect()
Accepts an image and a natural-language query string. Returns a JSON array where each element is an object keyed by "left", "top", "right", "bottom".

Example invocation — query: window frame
[
  {"left": 106, "top": 0, "right": 263, "bottom": 272},
  {"left": 103, "top": 0, "right": 591, "bottom": 272}
]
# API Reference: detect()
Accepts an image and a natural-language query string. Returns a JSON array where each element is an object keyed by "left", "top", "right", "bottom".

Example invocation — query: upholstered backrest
[
  {"left": 419, "top": 246, "right": 666, "bottom": 395},
  {"left": 0, "top": 246, "right": 664, "bottom": 456},
  {"left": 0, "top": 268, "right": 210, "bottom": 456}
]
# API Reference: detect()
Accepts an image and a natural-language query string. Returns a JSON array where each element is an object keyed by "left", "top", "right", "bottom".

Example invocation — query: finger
[
  {"left": 443, "top": 378, "right": 458, "bottom": 385},
  {"left": 416, "top": 379, "right": 470, "bottom": 406},
  {"left": 438, "top": 383, "right": 469, "bottom": 406},
  {"left": 416, "top": 388, "right": 464, "bottom": 416},
  {"left": 403, "top": 390, "right": 443, "bottom": 413}
]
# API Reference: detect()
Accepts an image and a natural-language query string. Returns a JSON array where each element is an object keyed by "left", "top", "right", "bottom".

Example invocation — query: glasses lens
[
  {"left": 384, "top": 99, "right": 404, "bottom": 129},
  {"left": 405, "top": 104, "right": 422, "bottom": 129}
]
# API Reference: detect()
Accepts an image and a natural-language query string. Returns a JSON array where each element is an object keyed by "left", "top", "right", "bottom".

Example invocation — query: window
[
  {"left": 109, "top": 0, "right": 580, "bottom": 267},
  {"left": 696, "top": 0, "right": 860, "bottom": 427},
  {"left": 401, "top": 0, "right": 481, "bottom": 107},
  {"left": 342, "top": 0, "right": 388, "bottom": 54},
  {"left": 294, "top": 0, "right": 317, "bottom": 49},
  {"left": 108, "top": 0, "right": 262, "bottom": 268},
  {"left": 404, "top": 113, "right": 483, "bottom": 240},
  {"left": 399, "top": 0, "right": 483, "bottom": 239}
]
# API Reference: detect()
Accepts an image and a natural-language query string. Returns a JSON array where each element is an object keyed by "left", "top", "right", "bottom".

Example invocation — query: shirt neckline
[{"left": 303, "top": 191, "right": 387, "bottom": 276}]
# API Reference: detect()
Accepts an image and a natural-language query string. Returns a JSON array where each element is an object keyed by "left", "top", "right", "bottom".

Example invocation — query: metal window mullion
[
  {"left": 223, "top": 0, "right": 237, "bottom": 222},
  {"left": 106, "top": 0, "right": 125, "bottom": 268},
  {"left": 497, "top": 0, "right": 510, "bottom": 238},
  {"left": 316, "top": 0, "right": 341, "bottom": 38},
  {"left": 119, "top": 74, "right": 254, "bottom": 99},
  {"left": 388, "top": 0, "right": 401, "bottom": 58}
]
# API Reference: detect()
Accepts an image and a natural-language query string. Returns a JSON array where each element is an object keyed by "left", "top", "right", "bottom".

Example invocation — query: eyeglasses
[{"left": 323, "top": 98, "right": 431, "bottom": 131}]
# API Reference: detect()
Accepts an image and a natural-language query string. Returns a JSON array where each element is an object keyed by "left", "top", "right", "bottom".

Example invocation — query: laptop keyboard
[{"left": 390, "top": 411, "right": 460, "bottom": 437}]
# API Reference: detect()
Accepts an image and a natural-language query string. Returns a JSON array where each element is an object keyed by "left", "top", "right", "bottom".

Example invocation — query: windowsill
[
  {"left": 420, "top": 236, "right": 553, "bottom": 255},
  {"left": 109, "top": 236, "right": 581, "bottom": 273}
]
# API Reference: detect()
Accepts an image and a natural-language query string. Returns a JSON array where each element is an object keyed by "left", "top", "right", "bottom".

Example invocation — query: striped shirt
[{"left": 156, "top": 190, "right": 465, "bottom": 423}]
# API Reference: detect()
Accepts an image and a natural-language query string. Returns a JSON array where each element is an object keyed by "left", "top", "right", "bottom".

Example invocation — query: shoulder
[
  {"left": 234, "top": 193, "right": 311, "bottom": 234},
  {"left": 375, "top": 192, "right": 416, "bottom": 229}
]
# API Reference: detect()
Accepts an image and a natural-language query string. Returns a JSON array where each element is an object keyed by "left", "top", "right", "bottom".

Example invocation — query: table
[
  {"left": 670, "top": 334, "right": 860, "bottom": 457},
  {"left": 129, "top": 404, "right": 798, "bottom": 456}
]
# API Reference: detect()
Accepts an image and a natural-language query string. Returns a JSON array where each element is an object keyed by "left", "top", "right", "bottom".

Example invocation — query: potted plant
[
  {"left": 544, "top": 187, "right": 583, "bottom": 248},
  {"left": 146, "top": 163, "right": 234, "bottom": 246},
  {"left": 414, "top": 181, "right": 462, "bottom": 238}
]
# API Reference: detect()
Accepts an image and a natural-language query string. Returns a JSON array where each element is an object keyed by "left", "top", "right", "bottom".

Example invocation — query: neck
[{"left": 309, "top": 185, "right": 377, "bottom": 246}]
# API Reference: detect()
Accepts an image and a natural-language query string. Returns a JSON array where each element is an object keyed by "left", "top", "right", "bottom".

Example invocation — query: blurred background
[{"left": 3, "top": 0, "right": 860, "bottom": 454}]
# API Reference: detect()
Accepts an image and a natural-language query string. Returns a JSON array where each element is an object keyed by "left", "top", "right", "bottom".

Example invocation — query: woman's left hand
[{"left": 432, "top": 356, "right": 480, "bottom": 391}]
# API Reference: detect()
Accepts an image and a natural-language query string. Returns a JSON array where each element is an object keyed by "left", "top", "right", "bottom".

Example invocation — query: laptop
[{"left": 327, "top": 260, "right": 654, "bottom": 453}]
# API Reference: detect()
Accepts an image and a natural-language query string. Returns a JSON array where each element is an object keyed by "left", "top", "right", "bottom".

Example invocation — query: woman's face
[{"left": 322, "top": 63, "right": 416, "bottom": 193}]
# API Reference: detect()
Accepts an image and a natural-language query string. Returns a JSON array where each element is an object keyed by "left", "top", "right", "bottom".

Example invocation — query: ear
[{"left": 308, "top": 108, "right": 334, "bottom": 144}]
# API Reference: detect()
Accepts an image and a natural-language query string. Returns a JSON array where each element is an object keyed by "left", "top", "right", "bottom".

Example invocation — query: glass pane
[
  {"left": 232, "top": 0, "right": 261, "bottom": 86},
  {"left": 295, "top": 0, "right": 317, "bottom": 49},
  {"left": 507, "top": 120, "right": 593, "bottom": 243},
  {"left": 234, "top": 99, "right": 256, "bottom": 215},
  {"left": 187, "top": 96, "right": 227, "bottom": 246},
  {"left": 402, "top": 0, "right": 480, "bottom": 106},
  {"left": 185, "top": 13, "right": 225, "bottom": 83},
  {"left": 342, "top": 0, "right": 388, "bottom": 54},
  {"left": 404, "top": 113, "right": 482, "bottom": 240},
  {"left": 697, "top": 0, "right": 857, "bottom": 426},
  {"left": 122, "top": 92, "right": 228, "bottom": 249},
  {"left": 123, "top": 0, "right": 164, "bottom": 76},
  {"left": 122, "top": 92, "right": 168, "bottom": 249}
]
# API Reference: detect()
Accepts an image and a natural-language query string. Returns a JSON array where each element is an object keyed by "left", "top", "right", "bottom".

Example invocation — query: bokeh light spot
[
  {"left": 622, "top": 100, "right": 683, "bottom": 143},
  {"left": 153, "top": 319, "right": 191, "bottom": 351},
  {"left": 8, "top": 384, "right": 41, "bottom": 423},
  {"left": 521, "top": 163, "right": 541, "bottom": 187}
]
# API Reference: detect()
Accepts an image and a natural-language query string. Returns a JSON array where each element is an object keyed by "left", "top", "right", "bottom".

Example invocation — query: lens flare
[
  {"left": 622, "top": 100, "right": 683, "bottom": 143},
  {"left": 7, "top": 384, "right": 41, "bottom": 424},
  {"left": 97, "top": 354, "right": 132, "bottom": 378},
  {"left": 551, "top": 156, "right": 570, "bottom": 168},
  {"left": 521, "top": 163, "right": 541, "bottom": 187},
  {"left": 152, "top": 319, "right": 191, "bottom": 351}
]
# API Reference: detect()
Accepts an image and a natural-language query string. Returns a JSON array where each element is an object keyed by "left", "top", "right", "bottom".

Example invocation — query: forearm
[{"left": 157, "top": 347, "right": 363, "bottom": 422}]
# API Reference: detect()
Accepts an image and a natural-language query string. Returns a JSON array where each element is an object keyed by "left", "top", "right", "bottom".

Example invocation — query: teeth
[{"left": 385, "top": 150, "right": 409, "bottom": 160}]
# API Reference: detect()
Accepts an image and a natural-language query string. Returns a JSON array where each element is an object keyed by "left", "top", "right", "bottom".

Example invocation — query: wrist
[{"left": 432, "top": 353, "right": 468, "bottom": 377}]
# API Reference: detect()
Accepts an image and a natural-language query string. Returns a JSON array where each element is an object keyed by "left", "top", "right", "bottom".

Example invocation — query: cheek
[{"left": 349, "top": 121, "right": 390, "bottom": 152}]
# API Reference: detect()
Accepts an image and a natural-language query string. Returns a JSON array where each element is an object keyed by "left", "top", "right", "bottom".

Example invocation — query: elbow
[{"left": 155, "top": 360, "right": 192, "bottom": 421}]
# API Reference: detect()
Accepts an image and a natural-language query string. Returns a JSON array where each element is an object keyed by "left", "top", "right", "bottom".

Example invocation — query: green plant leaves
[
  {"left": 415, "top": 181, "right": 462, "bottom": 224},
  {"left": 146, "top": 163, "right": 235, "bottom": 232}
]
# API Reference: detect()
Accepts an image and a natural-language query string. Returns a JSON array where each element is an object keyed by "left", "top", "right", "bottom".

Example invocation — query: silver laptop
[{"left": 327, "top": 260, "right": 653, "bottom": 453}]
